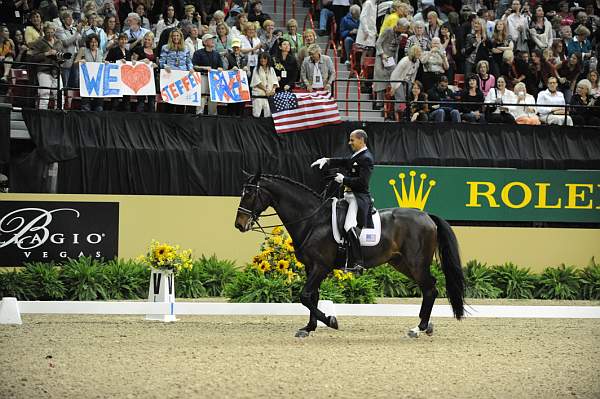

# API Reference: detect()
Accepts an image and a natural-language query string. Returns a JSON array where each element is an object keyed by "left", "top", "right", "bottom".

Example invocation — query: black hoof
[
  {"left": 295, "top": 329, "right": 310, "bottom": 338},
  {"left": 328, "top": 316, "right": 338, "bottom": 330}
]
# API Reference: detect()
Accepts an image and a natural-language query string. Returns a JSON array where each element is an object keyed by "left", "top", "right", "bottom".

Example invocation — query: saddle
[{"left": 331, "top": 198, "right": 381, "bottom": 247}]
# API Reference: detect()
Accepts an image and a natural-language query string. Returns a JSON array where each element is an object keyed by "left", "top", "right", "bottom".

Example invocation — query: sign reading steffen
[
  {"left": 0, "top": 201, "right": 119, "bottom": 266},
  {"left": 370, "top": 166, "right": 600, "bottom": 223}
]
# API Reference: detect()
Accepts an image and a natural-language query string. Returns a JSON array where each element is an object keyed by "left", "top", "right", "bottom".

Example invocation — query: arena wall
[{"left": 1, "top": 194, "right": 598, "bottom": 271}]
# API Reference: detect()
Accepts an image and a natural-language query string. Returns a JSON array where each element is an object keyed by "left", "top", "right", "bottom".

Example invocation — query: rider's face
[{"left": 348, "top": 133, "right": 364, "bottom": 152}]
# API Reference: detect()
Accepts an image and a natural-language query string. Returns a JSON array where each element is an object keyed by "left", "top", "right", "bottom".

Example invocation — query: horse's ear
[
  {"left": 252, "top": 168, "right": 262, "bottom": 184},
  {"left": 242, "top": 170, "right": 252, "bottom": 181}
]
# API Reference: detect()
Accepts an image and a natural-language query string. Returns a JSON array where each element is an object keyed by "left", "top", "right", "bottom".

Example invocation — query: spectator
[
  {"left": 503, "top": 0, "right": 529, "bottom": 52},
  {"left": 421, "top": 37, "right": 448, "bottom": 93},
  {"left": 556, "top": 1, "right": 574, "bottom": 26},
  {"left": 192, "top": 33, "right": 222, "bottom": 115},
  {"left": 476, "top": 60, "right": 495, "bottom": 97},
  {"left": 224, "top": 37, "right": 248, "bottom": 116},
  {"left": 529, "top": 6, "right": 553, "bottom": 51},
  {"left": 425, "top": 11, "right": 442, "bottom": 40},
  {"left": 339, "top": 5, "right": 360, "bottom": 65},
  {"left": 570, "top": 79, "right": 600, "bottom": 126},
  {"left": 374, "top": 19, "right": 407, "bottom": 109},
  {"left": 300, "top": 44, "right": 335, "bottom": 92},
  {"left": 273, "top": 39, "right": 298, "bottom": 91},
  {"left": 405, "top": 80, "right": 429, "bottom": 121},
  {"left": 209, "top": 10, "right": 226, "bottom": 35},
  {"left": 510, "top": 82, "right": 540, "bottom": 125},
  {"left": 123, "top": 13, "right": 150, "bottom": 51},
  {"left": 248, "top": 1, "right": 271, "bottom": 28},
  {"left": 250, "top": 52, "right": 278, "bottom": 117},
  {"left": 526, "top": 49, "right": 556, "bottom": 98},
  {"left": 25, "top": 10, "right": 44, "bottom": 46},
  {"left": 427, "top": 75, "right": 461, "bottom": 122},
  {"left": 75, "top": 33, "right": 103, "bottom": 111},
  {"left": 460, "top": 74, "right": 486, "bottom": 123},
  {"left": 379, "top": 1, "right": 409, "bottom": 36},
  {"left": 154, "top": 5, "right": 179, "bottom": 45},
  {"left": 558, "top": 24, "right": 573, "bottom": 50},
  {"left": 28, "top": 21, "right": 65, "bottom": 110},
  {"left": 258, "top": 20, "right": 278, "bottom": 55},
  {"left": 13, "top": 29, "right": 28, "bottom": 65},
  {"left": 557, "top": 52, "right": 583, "bottom": 102},
  {"left": 463, "top": 18, "right": 490, "bottom": 76},
  {"left": 179, "top": 5, "right": 201, "bottom": 35},
  {"left": 567, "top": 25, "right": 592, "bottom": 58},
  {"left": 484, "top": 75, "right": 515, "bottom": 123},
  {"left": 118, "top": 0, "right": 136, "bottom": 27},
  {"left": 215, "top": 22, "right": 233, "bottom": 58},
  {"left": 331, "top": 0, "right": 351, "bottom": 40},
  {"left": 185, "top": 26, "right": 203, "bottom": 55},
  {"left": 97, "top": 0, "right": 117, "bottom": 20},
  {"left": 390, "top": 44, "right": 421, "bottom": 113},
  {"left": 489, "top": 19, "right": 513, "bottom": 77},
  {"left": 230, "top": 13, "right": 249, "bottom": 40},
  {"left": 131, "top": 31, "right": 158, "bottom": 112},
  {"left": 240, "top": 22, "right": 262, "bottom": 73},
  {"left": 317, "top": 0, "right": 334, "bottom": 37},
  {"left": 588, "top": 70, "right": 599, "bottom": 98},
  {"left": 405, "top": 21, "right": 431, "bottom": 53},
  {"left": 0, "top": 26, "right": 15, "bottom": 83},
  {"left": 135, "top": 3, "right": 151, "bottom": 30},
  {"left": 536, "top": 76, "right": 573, "bottom": 125},
  {"left": 438, "top": 24, "right": 457, "bottom": 82},
  {"left": 55, "top": 9, "right": 82, "bottom": 89},
  {"left": 282, "top": 19, "right": 303, "bottom": 54},
  {"left": 549, "top": 39, "right": 567, "bottom": 69},
  {"left": 65, "top": 0, "right": 83, "bottom": 21},
  {"left": 105, "top": 32, "right": 131, "bottom": 110},
  {"left": 297, "top": 29, "right": 316, "bottom": 66},
  {"left": 355, "top": 0, "right": 377, "bottom": 51},
  {"left": 83, "top": 15, "right": 108, "bottom": 54}
]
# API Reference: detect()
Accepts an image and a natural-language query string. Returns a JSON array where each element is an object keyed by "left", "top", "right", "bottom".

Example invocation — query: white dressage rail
[{"left": 2, "top": 297, "right": 600, "bottom": 325}]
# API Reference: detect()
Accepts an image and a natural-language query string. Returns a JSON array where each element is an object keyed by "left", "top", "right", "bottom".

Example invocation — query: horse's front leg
[{"left": 295, "top": 266, "right": 337, "bottom": 338}]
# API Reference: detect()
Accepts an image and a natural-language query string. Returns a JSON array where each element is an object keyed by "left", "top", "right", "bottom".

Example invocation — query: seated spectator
[
  {"left": 536, "top": 76, "right": 573, "bottom": 125},
  {"left": 510, "top": 82, "right": 540, "bottom": 125},
  {"left": 427, "top": 75, "right": 461, "bottom": 122},
  {"left": 375, "top": 19, "right": 409, "bottom": 109},
  {"left": 224, "top": 38, "right": 248, "bottom": 116},
  {"left": 528, "top": 6, "right": 553, "bottom": 51},
  {"left": 75, "top": 33, "right": 104, "bottom": 111},
  {"left": 570, "top": 79, "right": 600, "bottom": 126},
  {"left": 526, "top": 49, "right": 557, "bottom": 98},
  {"left": 300, "top": 44, "right": 335, "bottom": 92},
  {"left": 557, "top": 52, "right": 582, "bottom": 103},
  {"left": 567, "top": 25, "right": 592, "bottom": 58},
  {"left": 192, "top": 33, "right": 223, "bottom": 116},
  {"left": 258, "top": 20, "right": 278, "bottom": 55},
  {"left": 549, "top": 39, "right": 567, "bottom": 69},
  {"left": 390, "top": 44, "right": 421, "bottom": 112},
  {"left": 317, "top": 0, "right": 334, "bottom": 37},
  {"left": 588, "top": 70, "right": 600, "bottom": 99},
  {"left": 241, "top": 22, "right": 262, "bottom": 74},
  {"left": 484, "top": 76, "right": 515, "bottom": 124},
  {"left": 296, "top": 29, "right": 316, "bottom": 67},
  {"left": 460, "top": 74, "right": 486, "bottom": 123},
  {"left": 340, "top": 5, "right": 360, "bottom": 65},
  {"left": 476, "top": 60, "right": 495, "bottom": 97},
  {"left": 282, "top": 19, "right": 303, "bottom": 54},
  {"left": 215, "top": 22, "right": 233, "bottom": 58},
  {"left": 123, "top": 13, "right": 150, "bottom": 51},
  {"left": 0, "top": 25, "right": 15, "bottom": 83},
  {"left": 250, "top": 52, "right": 278, "bottom": 117},
  {"left": 185, "top": 26, "right": 203, "bottom": 55},
  {"left": 405, "top": 80, "right": 428, "bottom": 121},
  {"left": 25, "top": 10, "right": 44, "bottom": 46},
  {"left": 248, "top": 1, "right": 271, "bottom": 28},
  {"left": 490, "top": 19, "right": 513, "bottom": 78},
  {"left": 28, "top": 22, "right": 65, "bottom": 110},
  {"left": 273, "top": 39, "right": 298, "bottom": 91},
  {"left": 154, "top": 5, "right": 179, "bottom": 45},
  {"left": 131, "top": 31, "right": 158, "bottom": 112},
  {"left": 405, "top": 21, "right": 431, "bottom": 53},
  {"left": 421, "top": 37, "right": 448, "bottom": 93}
]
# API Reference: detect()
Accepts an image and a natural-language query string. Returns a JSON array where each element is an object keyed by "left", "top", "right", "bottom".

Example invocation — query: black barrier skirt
[
  {"left": 16, "top": 109, "right": 600, "bottom": 195},
  {"left": 0, "top": 107, "right": 10, "bottom": 164}
]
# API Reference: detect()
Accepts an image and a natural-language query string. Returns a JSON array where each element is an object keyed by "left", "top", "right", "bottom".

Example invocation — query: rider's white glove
[
  {"left": 310, "top": 157, "right": 329, "bottom": 169},
  {"left": 334, "top": 173, "right": 345, "bottom": 184}
]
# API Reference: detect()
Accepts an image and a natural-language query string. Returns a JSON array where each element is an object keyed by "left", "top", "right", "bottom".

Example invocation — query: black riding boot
[{"left": 345, "top": 227, "right": 365, "bottom": 273}]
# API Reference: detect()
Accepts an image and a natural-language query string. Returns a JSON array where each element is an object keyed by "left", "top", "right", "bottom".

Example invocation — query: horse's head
[{"left": 235, "top": 171, "right": 271, "bottom": 232}]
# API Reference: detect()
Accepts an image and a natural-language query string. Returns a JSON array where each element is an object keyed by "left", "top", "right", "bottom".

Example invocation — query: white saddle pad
[{"left": 331, "top": 198, "right": 381, "bottom": 246}]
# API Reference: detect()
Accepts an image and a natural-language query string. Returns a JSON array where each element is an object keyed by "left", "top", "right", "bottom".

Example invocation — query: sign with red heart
[{"left": 120, "top": 63, "right": 154, "bottom": 95}]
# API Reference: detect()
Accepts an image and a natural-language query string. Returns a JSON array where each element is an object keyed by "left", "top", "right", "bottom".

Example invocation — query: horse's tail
[{"left": 429, "top": 214, "right": 465, "bottom": 320}]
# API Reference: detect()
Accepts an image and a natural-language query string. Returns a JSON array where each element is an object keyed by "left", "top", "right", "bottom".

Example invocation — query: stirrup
[{"left": 344, "top": 264, "right": 365, "bottom": 274}]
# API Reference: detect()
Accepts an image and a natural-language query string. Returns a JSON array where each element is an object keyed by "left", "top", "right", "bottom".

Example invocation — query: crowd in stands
[{"left": 0, "top": 0, "right": 598, "bottom": 126}]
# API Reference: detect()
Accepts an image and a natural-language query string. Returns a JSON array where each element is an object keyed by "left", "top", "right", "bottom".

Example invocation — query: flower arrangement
[
  {"left": 140, "top": 240, "right": 193, "bottom": 273},
  {"left": 251, "top": 227, "right": 304, "bottom": 283}
]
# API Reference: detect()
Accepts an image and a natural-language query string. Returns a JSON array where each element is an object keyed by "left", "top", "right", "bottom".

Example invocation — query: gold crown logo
[{"left": 388, "top": 171, "right": 436, "bottom": 211}]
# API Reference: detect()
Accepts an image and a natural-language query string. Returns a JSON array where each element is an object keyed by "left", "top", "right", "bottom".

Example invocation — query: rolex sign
[
  {"left": 0, "top": 201, "right": 119, "bottom": 266},
  {"left": 370, "top": 166, "right": 600, "bottom": 224}
]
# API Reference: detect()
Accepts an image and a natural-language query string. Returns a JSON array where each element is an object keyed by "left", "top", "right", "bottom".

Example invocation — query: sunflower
[
  {"left": 252, "top": 254, "right": 262, "bottom": 265},
  {"left": 271, "top": 236, "right": 283, "bottom": 247},
  {"left": 284, "top": 238, "right": 294, "bottom": 252},
  {"left": 276, "top": 259, "right": 290, "bottom": 272},
  {"left": 258, "top": 260, "right": 271, "bottom": 273},
  {"left": 272, "top": 226, "right": 284, "bottom": 236}
]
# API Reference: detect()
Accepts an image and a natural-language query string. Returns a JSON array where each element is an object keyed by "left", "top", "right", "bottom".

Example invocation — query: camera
[{"left": 50, "top": 51, "right": 73, "bottom": 62}]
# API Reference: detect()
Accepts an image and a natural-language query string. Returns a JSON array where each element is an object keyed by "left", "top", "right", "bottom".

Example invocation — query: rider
[{"left": 311, "top": 129, "right": 374, "bottom": 271}]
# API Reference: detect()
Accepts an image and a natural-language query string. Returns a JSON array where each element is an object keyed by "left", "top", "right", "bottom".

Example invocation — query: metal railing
[{"left": 0, "top": 60, "right": 63, "bottom": 109}]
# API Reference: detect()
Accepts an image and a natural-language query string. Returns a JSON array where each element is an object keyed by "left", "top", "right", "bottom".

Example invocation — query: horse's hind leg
[{"left": 296, "top": 266, "right": 337, "bottom": 338}]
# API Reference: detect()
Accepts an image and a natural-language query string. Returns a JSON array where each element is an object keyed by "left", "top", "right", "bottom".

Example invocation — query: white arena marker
[{"left": 0, "top": 297, "right": 22, "bottom": 325}]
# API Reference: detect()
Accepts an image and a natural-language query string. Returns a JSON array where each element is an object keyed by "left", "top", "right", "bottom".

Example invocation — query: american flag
[{"left": 270, "top": 90, "right": 341, "bottom": 134}]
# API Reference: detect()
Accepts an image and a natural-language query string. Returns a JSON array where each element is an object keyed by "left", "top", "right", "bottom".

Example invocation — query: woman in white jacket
[
  {"left": 510, "top": 82, "right": 540, "bottom": 125},
  {"left": 529, "top": 6, "right": 553, "bottom": 51},
  {"left": 355, "top": 0, "right": 377, "bottom": 50},
  {"left": 390, "top": 44, "right": 421, "bottom": 112}
]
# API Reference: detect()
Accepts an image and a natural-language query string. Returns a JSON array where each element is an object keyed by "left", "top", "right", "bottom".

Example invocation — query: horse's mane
[{"left": 261, "top": 174, "right": 321, "bottom": 200}]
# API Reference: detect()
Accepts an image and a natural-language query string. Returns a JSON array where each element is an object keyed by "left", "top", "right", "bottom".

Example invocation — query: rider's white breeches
[{"left": 343, "top": 192, "right": 358, "bottom": 232}]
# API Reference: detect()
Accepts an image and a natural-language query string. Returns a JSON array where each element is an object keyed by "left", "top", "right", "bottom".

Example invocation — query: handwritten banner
[
  {"left": 159, "top": 70, "right": 202, "bottom": 106},
  {"left": 208, "top": 70, "right": 251, "bottom": 103},
  {"left": 79, "top": 62, "right": 155, "bottom": 97}
]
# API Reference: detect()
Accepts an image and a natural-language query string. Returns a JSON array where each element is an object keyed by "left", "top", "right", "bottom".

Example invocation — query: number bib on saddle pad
[{"left": 331, "top": 198, "right": 381, "bottom": 246}]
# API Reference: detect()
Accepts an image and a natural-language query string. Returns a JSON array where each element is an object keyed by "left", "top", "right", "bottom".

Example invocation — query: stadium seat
[
  {"left": 454, "top": 73, "right": 465, "bottom": 89},
  {"left": 360, "top": 56, "right": 375, "bottom": 80},
  {"left": 349, "top": 44, "right": 364, "bottom": 77},
  {"left": 8, "top": 68, "right": 36, "bottom": 108}
]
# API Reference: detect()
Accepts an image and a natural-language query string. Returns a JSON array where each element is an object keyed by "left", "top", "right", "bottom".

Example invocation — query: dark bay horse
[{"left": 235, "top": 173, "right": 465, "bottom": 338}]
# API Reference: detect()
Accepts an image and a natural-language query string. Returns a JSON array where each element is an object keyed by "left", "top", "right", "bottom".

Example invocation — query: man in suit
[{"left": 311, "top": 129, "right": 374, "bottom": 271}]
